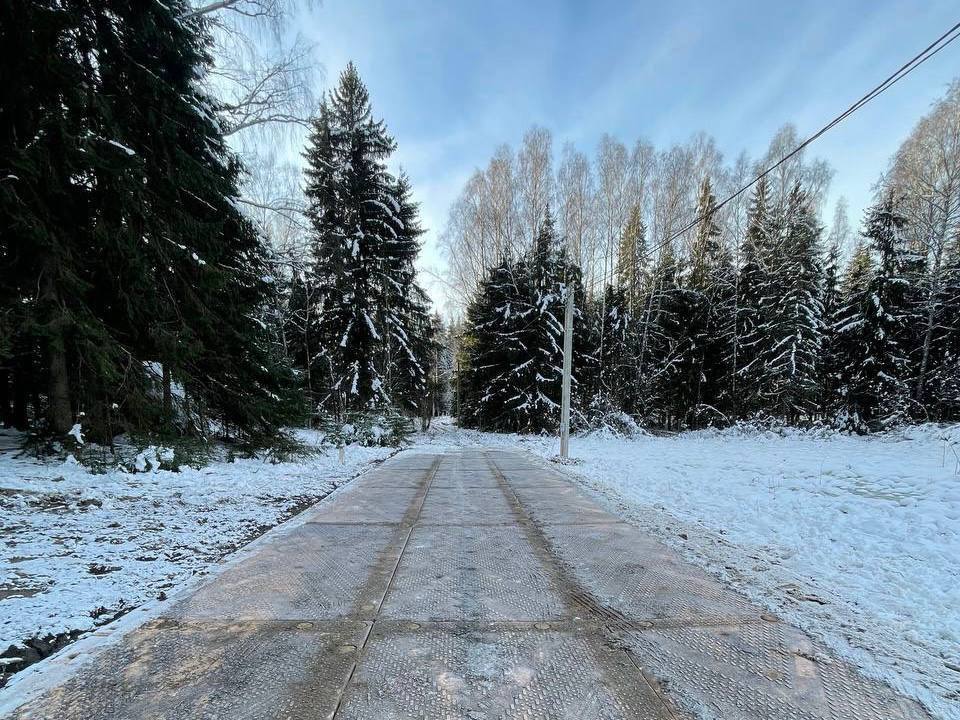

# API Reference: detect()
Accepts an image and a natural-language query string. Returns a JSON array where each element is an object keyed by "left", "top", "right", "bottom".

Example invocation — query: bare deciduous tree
[
  {"left": 595, "top": 135, "right": 633, "bottom": 287},
  {"left": 760, "top": 124, "right": 833, "bottom": 213},
  {"left": 886, "top": 80, "right": 960, "bottom": 401},
  {"left": 189, "top": 0, "right": 318, "bottom": 259},
  {"left": 487, "top": 145, "right": 523, "bottom": 258},
  {"left": 517, "top": 127, "right": 555, "bottom": 243},
  {"left": 557, "top": 144, "right": 596, "bottom": 279},
  {"left": 440, "top": 145, "right": 526, "bottom": 305},
  {"left": 440, "top": 124, "right": 831, "bottom": 320},
  {"left": 826, "top": 197, "right": 852, "bottom": 256}
]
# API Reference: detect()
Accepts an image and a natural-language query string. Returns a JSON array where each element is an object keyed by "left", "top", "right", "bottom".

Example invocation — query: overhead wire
[{"left": 580, "top": 19, "right": 960, "bottom": 297}]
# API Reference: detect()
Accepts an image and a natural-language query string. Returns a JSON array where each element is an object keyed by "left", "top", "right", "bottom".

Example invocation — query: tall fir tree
[
  {"left": 833, "top": 199, "right": 910, "bottom": 430},
  {"left": 596, "top": 283, "right": 635, "bottom": 415},
  {"left": 1, "top": 0, "right": 104, "bottom": 434},
  {"left": 641, "top": 242, "right": 693, "bottom": 427},
  {"left": 1, "top": 0, "right": 297, "bottom": 440},
  {"left": 733, "top": 179, "right": 773, "bottom": 418},
  {"left": 519, "top": 210, "right": 568, "bottom": 430},
  {"left": 617, "top": 204, "right": 648, "bottom": 312},
  {"left": 461, "top": 258, "right": 533, "bottom": 431},
  {"left": 685, "top": 176, "right": 732, "bottom": 425},
  {"left": 926, "top": 233, "right": 960, "bottom": 419},
  {"left": 704, "top": 241, "right": 738, "bottom": 422},
  {"left": 382, "top": 172, "right": 431, "bottom": 415},
  {"left": 820, "top": 229, "right": 845, "bottom": 414},
  {"left": 462, "top": 210, "right": 582, "bottom": 432},
  {"left": 303, "top": 63, "right": 432, "bottom": 416},
  {"left": 763, "top": 182, "right": 824, "bottom": 421},
  {"left": 687, "top": 178, "right": 721, "bottom": 291}
]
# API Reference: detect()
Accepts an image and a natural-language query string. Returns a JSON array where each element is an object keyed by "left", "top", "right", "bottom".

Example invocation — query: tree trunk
[
  {"left": 26, "top": 374, "right": 39, "bottom": 431},
  {"left": 41, "top": 270, "right": 72, "bottom": 435},
  {"left": 183, "top": 384, "right": 193, "bottom": 435},
  {"left": 0, "top": 368, "right": 10, "bottom": 427},
  {"left": 916, "top": 247, "right": 945, "bottom": 406},
  {"left": 916, "top": 297, "right": 936, "bottom": 405},
  {"left": 162, "top": 363, "right": 173, "bottom": 432},
  {"left": 47, "top": 336, "right": 72, "bottom": 435}
]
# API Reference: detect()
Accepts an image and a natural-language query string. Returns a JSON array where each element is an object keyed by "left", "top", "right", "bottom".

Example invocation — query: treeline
[
  {"left": 456, "top": 83, "right": 960, "bottom": 433},
  {"left": 0, "top": 3, "right": 439, "bottom": 444}
]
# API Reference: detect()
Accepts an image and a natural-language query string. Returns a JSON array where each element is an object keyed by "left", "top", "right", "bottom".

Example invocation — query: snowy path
[{"left": 4, "top": 449, "right": 930, "bottom": 719}]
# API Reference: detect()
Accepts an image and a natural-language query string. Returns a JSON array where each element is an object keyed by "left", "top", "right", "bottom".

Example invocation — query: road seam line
[
  {"left": 486, "top": 452, "right": 682, "bottom": 719},
  {"left": 329, "top": 454, "right": 441, "bottom": 719}
]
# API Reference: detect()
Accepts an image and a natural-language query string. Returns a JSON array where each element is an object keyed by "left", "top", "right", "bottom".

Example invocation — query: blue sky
[{"left": 298, "top": 0, "right": 959, "bottom": 311}]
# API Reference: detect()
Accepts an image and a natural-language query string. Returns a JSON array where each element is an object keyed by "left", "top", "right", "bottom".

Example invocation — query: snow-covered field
[
  {"left": 420, "top": 420, "right": 960, "bottom": 719},
  {"left": 0, "top": 428, "right": 392, "bottom": 675}
]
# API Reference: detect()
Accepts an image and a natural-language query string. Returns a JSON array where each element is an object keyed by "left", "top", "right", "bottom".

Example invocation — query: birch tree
[
  {"left": 886, "top": 81, "right": 960, "bottom": 404},
  {"left": 189, "top": 0, "right": 317, "bottom": 252},
  {"left": 517, "top": 127, "right": 555, "bottom": 244},
  {"left": 557, "top": 144, "right": 596, "bottom": 278}
]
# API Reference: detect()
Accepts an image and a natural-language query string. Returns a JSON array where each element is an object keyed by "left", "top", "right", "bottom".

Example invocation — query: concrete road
[{"left": 9, "top": 449, "right": 929, "bottom": 719}]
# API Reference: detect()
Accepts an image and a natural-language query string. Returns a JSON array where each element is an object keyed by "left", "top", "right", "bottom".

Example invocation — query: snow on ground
[
  {"left": 3, "top": 418, "right": 957, "bottom": 718},
  {"left": 0, "top": 428, "right": 392, "bottom": 669},
  {"left": 416, "top": 419, "right": 960, "bottom": 720}
]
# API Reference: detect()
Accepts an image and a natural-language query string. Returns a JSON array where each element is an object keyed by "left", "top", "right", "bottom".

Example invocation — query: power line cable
[{"left": 583, "top": 18, "right": 960, "bottom": 296}]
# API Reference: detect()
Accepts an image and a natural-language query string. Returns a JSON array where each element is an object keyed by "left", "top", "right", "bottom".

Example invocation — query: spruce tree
[
  {"left": 461, "top": 210, "right": 582, "bottom": 433},
  {"left": 833, "top": 199, "right": 910, "bottom": 430},
  {"left": 926, "top": 234, "right": 960, "bottom": 419},
  {"left": 1, "top": 1, "right": 298, "bottom": 440},
  {"left": 820, "top": 232, "right": 844, "bottom": 414},
  {"left": 0, "top": 0, "right": 103, "bottom": 434},
  {"left": 617, "top": 204, "right": 648, "bottom": 312},
  {"left": 383, "top": 172, "right": 431, "bottom": 416},
  {"left": 596, "top": 284, "right": 634, "bottom": 416},
  {"left": 688, "top": 178, "right": 721, "bottom": 291},
  {"left": 641, "top": 242, "right": 690, "bottom": 427},
  {"left": 704, "top": 242, "right": 737, "bottom": 423},
  {"left": 514, "top": 210, "right": 568, "bottom": 432},
  {"left": 733, "top": 179, "right": 773, "bottom": 418},
  {"left": 303, "top": 63, "right": 398, "bottom": 414},
  {"left": 764, "top": 182, "right": 824, "bottom": 422},
  {"left": 119, "top": 1, "right": 299, "bottom": 438},
  {"left": 685, "top": 177, "right": 730, "bottom": 425},
  {"left": 461, "top": 258, "right": 532, "bottom": 431},
  {"left": 832, "top": 242, "right": 873, "bottom": 431}
]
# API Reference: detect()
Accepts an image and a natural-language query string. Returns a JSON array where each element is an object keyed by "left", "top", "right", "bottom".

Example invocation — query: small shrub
[
  {"left": 580, "top": 394, "right": 644, "bottom": 437},
  {"left": 318, "top": 408, "right": 414, "bottom": 447}
]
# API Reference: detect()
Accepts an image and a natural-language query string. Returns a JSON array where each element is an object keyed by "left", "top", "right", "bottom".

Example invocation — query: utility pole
[
  {"left": 559, "top": 284, "right": 574, "bottom": 458},
  {"left": 455, "top": 356, "right": 461, "bottom": 425}
]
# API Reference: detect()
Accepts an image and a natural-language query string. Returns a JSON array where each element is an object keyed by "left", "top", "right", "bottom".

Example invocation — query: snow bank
[{"left": 0, "top": 429, "right": 391, "bottom": 657}]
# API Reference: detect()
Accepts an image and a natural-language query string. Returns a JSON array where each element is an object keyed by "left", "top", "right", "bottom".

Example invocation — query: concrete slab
[
  {"left": 622, "top": 621, "right": 929, "bottom": 719},
  {"left": 173, "top": 523, "right": 403, "bottom": 621},
  {"left": 335, "top": 621, "right": 674, "bottom": 720},
  {"left": 387, "top": 451, "right": 442, "bottom": 466},
  {"left": 541, "top": 522, "right": 759, "bottom": 625},
  {"left": 305, "top": 482, "right": 424, "bottom": 524},
  {"left": 509, "top": 482, "right": 622, "bottom": 525},
  {"left": 437, "top": 457, "right": 492, "bottom": 471},
  {"left": 381, "top": 525, "right": 569, "bottom": 621},
  {"left": 10, "top": 619, "right": 367, "bottom": 720},
  {"left": 417, "top": 486, "right": 516, "bottom": 525},
  {"left": 430, "top": 470, "right": 503, "bottom": 488},
  {"left": 351, "top": 469, "right": 427, "bottom": 488}
]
